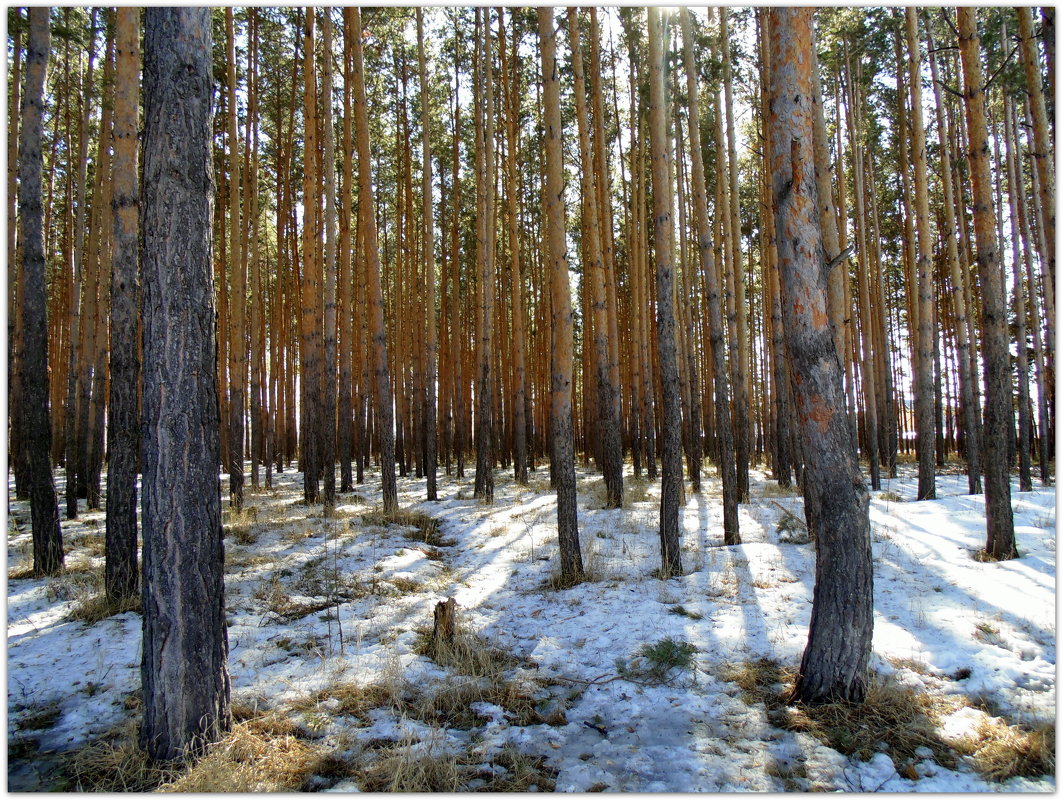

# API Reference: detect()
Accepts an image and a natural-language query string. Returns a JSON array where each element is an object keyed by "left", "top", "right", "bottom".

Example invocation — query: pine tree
[
  {"left": 768, "top": 7, "right": 873, "bottom": 704},
  {"left": 140, "top": 6, "right": 230, "bottom": 761},
  {"left": 18, "top": 6, "right": 63, "bottom": 576},
  {"left": 105, "top": 6, "right": 140, "bottom": 600}
]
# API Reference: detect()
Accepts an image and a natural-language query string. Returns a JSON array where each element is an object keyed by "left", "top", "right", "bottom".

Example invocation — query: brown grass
[
  {"left": 958, "top": 719, "right": 1055, "bottom": 781},
  {"left": 718, "top": 659, "right": 962, "bottom": 770},
  {"left": 68, "top": 711, "right": 346, "bottom": 793},
  {"left": 69, "top": 592, "right": 142, "bottom": 624},
  {"left": 359, "top": 738, "right": 557, "bottom": 793},
  {"left": 361, "top": 508, "right": 451, "bottom": 547}
]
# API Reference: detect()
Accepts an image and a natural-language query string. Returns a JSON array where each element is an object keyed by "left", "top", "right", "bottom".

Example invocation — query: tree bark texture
[
  {"left": 648, "top": 8, "right": 683, "bottom": 577},
  {"left": 538, "top": 8, "right": 583, "bottom": 584},
  {"left": 768, "top": 7, "right": 873, "bottom": 704},
  {"left": 352, "top": 8, "right": 399, "bottom": 513},
  {"left": 105, "top": 6, "right": 140, "bottom": 600},
  {"left": 18, "top": 6, "right": 64, "bottom": 576},
  {"left": 141, "top": 7, "right": 231, "bottom": 761},
  {"left": 957, "top": 8, "right": 1017, "bottom": 560}
]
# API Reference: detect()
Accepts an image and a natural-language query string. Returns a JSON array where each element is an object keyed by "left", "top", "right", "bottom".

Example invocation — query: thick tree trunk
[
  {"left": 648, "top": 8, "right": 683, "bottom": 577},
  {"left": 957, "top": 8, "right": 1017, "bottom": 560},
  {"left": 538, "top": 8, "right": 583, "bottom": 585},
  {"left": 18, "top": 7, "right": 64, "bottom": 576},
  {"left": 768, "top": 7, "right": 873, "bottom": 705},
  {"left": 140, "top": 7, "right": 230, "bottom": 761},
  {"left": 105, "top": 7, "right": 140, "bottom": 600}
]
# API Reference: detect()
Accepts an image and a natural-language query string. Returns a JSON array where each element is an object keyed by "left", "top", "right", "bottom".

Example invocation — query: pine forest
[{"left": 6, "top": 6, "right": 1056, "bottom": 792}]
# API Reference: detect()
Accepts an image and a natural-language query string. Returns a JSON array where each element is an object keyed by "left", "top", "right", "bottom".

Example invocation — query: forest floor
[{"left": 6, "top": 459, "right": 1056, "bottom": 791}]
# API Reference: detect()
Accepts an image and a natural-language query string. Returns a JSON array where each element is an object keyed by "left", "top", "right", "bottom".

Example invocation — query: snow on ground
[{"left": 6, "top": 460, "right": 1056, "bottom": 791}]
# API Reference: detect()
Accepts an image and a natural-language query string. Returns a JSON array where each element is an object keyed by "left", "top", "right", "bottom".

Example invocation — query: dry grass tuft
[
  {"left": 9, "top": 563, "right": 37, "bottom": 580},
  {"left": 359, "top": 735, "right": 462, "bottom": 792},
  {"left": 415, "top": 629, "right": 521, "bottom": 679},
  {"left": 69, "top": 592, "right": 142, "bottom": 624},
  {"left": 161, "top": 717, "right": 326, "bottom": 792},
  {"left": 958, "top": 719, "right": 1055, "bottom": 781},
  {"left": 359, "top": 737, "right": 557, "bottom": 793},
  {"left": 293, "top": 681, "right": 408, "bottom": 724},
  {"left": 361, "top": 508, "right": 451, "bottom": 547},
  {"left": 72, "top": 532, "right": 107, "bottom": 557},
  {"left": 718, "top": 659, "right": 961, "bottom": 770},
  {"left": 760, "top": 481, "right": 801, "bottom": 498},
  {"left": 67, "top": 721, "right": 173, "bottom": 792}
]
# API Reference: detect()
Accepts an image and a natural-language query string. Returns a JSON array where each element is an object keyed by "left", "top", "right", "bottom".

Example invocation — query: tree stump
[{"left": 432, "top": 597, "right": 457, "bottom": 649}]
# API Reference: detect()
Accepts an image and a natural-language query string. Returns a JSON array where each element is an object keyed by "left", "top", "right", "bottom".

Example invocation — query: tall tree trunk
[
  {"left": 722, "top": 8, "right": 751, "bottom": 503},
  {"left": 62, "top": 12, "right": 91, "bottom": 518},
  {"left": 648, "top": 8, "right": 683, "bottom": 577},
  {"left": 957, "top": 8, "right": 1017, "bottom": 560},
  {"left": 906, "top": 9, "right": 937, "bottom": 500},
  {"left": 1014, "top": 98, "right": 1052, "bottom": 486},
  {"left": 474, "top": 10, "right": 496, "bottom": 502},
  {"left": 226, "top": 8, "right": 245, "bottom": 512},
  {"left": 538, "top": 8, "right": 583, "bottom": 585},
  {"left": 105, "top": 6, "right": 140, "bottom": 600},
  {"left": 928, "top": 24, "right": 982, "bottom": 494},
  {"left": 352, "top": 8, "right": 398, "bottom": 513},
  {"left": 568, "top": 9, "right": 623, "bottom": 509},
  {"left": 300, "top": 8, "right": 320, "bottom": 503},
  {"left": 681, "top": 7, "right": 738, "bottom": 544},
  {"left": 338, "top": 10, "right": 355, "bottom": 494},
  {"left": 1003, "top": 93, "right": 1033, "bottom": 493},
  {"left": 417, "top": 8, "right": 439, "bottom": 500},
  {"left": 248, "top": 11, "right": 265, "bottom": 491},
  {"left": 844, "top": 50, "right": 880, "bottom": 490},
  {"left": 18, "top": 6, "right": 63, "bottom": 576},
  {"left": 320, "top": 8, "right": 338, "bottom": 512},
  {"left": 140, "top": 7, "right": 230, "bottom": 761},
  {"left": 1017, "top": 8, "right": 1055, "bottom": 307},
  {"left": 768, "top": 7, "right": 872, "bottom": 705},
  {"left": 502, "top": 12, "right": 528, "bottom": 487}
]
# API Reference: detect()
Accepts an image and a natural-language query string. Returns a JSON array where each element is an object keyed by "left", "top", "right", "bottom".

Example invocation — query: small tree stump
[{"left": 433, "top": 597, "right": 457, "bottom": 648}]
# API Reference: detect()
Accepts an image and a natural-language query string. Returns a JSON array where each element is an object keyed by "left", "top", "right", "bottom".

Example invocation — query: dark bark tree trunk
[
  {"left": 18, "top": 6, "right": 63, "bottom": 576},
  {"left": 648, "top": 8, "right": 683, "bottom": 578},
  {"left": 538, "top": 8, "right": 583, "bottom": 585},
  {"left": 105, "top": 6, "right": 140, "bottom": 600},
  {"left": 957, "top": 8, "right": 1017, "bottom": 560},
  {"left": 140, "top": 7, "right": 230, "bottom": 761},
  {"left": 768, "top": 7, "right": 873, "bottom": 704}
]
